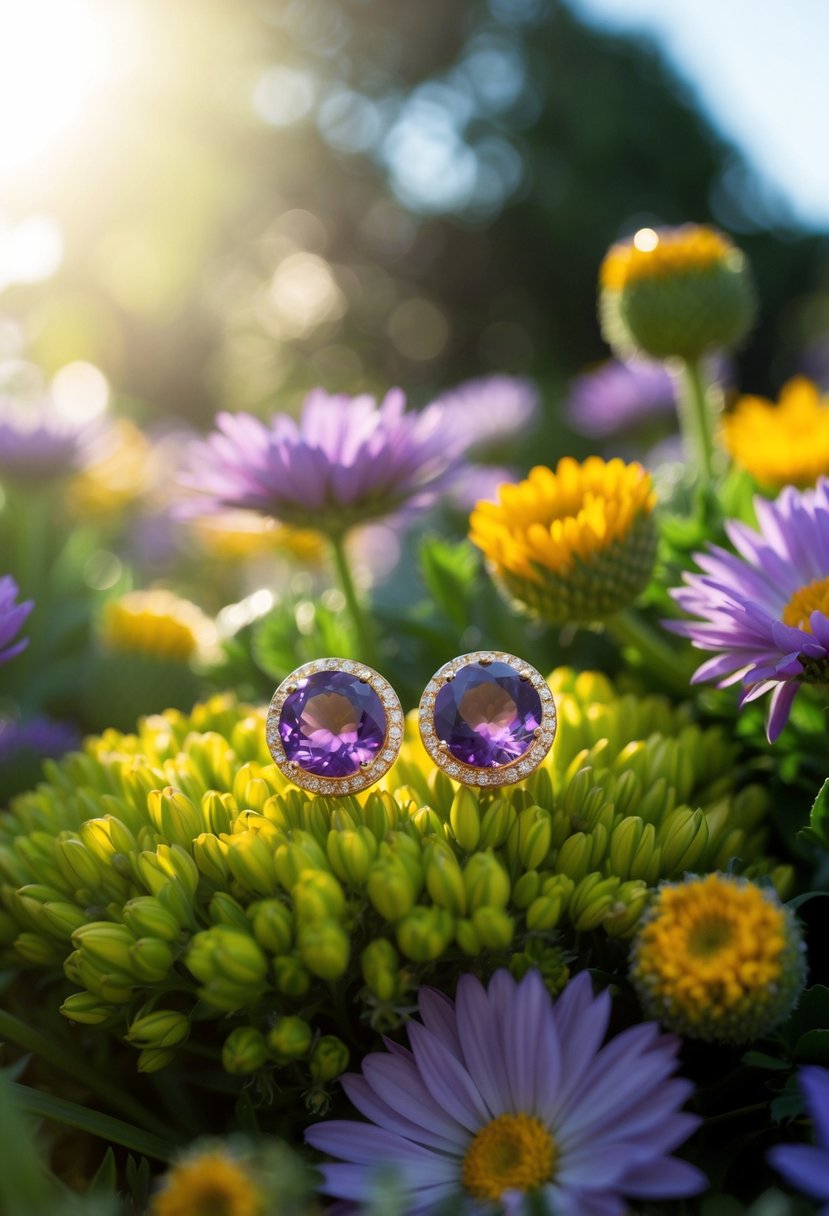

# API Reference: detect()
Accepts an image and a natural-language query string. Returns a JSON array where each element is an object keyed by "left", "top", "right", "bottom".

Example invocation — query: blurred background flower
[{"left": 0, "top": 575, "right": 32, "bottom": 665}]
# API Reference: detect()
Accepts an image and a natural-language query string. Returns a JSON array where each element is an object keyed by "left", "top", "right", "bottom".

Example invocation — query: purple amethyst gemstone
[
  {"left": 279, "top": 670, "right": 387, "bottom": 778},
  {"left": 433, "top": 661, "right": 542, "bottom": 768}
]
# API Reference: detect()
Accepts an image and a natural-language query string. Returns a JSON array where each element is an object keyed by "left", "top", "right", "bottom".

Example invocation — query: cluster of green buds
[{"left": 0, "top": 675, "right": 788, "bottom": 1111}]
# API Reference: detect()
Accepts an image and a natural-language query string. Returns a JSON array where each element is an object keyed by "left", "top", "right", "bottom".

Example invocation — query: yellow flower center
[
  {"left": 102, "top": 590, "right": 213, "bottom": 661},
  {"left": 462, "top": 1113, "right": 557, "bottom": 1203},
  {"left": 632, "top": 875, "right": 788, "bottom": 1029},
  {"left": 782, "top": 575, "right": 829, "bottom": 633},
  {"left": 151, "top": 1153, "right": 264, "bottom": 1216},
  {"left": 469, "top": 456, "right": 655, "bottom": 584},
  {"left": 600, "top": 224, "right": 733, "bottom": 291},
  {"left": 723, "top": 377, "right": 829, "bottom": 488}
]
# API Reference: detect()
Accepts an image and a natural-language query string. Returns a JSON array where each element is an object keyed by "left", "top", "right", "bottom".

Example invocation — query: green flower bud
[
  {"left": 396, "top": 906, "right": 454, "bottom": 963},
  {"left": 202, "top": 790, "right": 233, "bottom": 835},
  {"left": 512, "top": 870, "right": 541, "bottom": 909},
  {"left": 54, "top": 838, "right": 105, "bottom": 893},
  {"left": 272, "top": 953, "right": 311, "bottom": 997},
  {"left": 463, "top": 853, "right": 510, "bottom": 912},
  {"left": 554, "top": 833, "right": 593, "bottom": 883},
  {"left": 309, "top": 1035, "right": 349, "bottom": 1082},
  {"left": 38, "top": 900, "right": 88, "bottom": 940},
  {"left": 471, "top": 906, "right": 515, "bottom": 950},
  {"left": 382, "top": 834, "right": 424, "bottom": 894},
  {"left": 122, "top": 896, "right": 182, "bottom": 942},
  {"left": 602, "top": 881, "right": 651, "bottom": 938},
  {"left": 425, "top": 847, "right": 466, "bottom": 915},
  {"left": 412, "top": 807, "right": 445, "bottom": 838},
  {"left": 209, "top": 891, "right": 250, "bottom": 931},
  {"left": 186, "top": 927, "right": 268, "bottom": 989},
  {"left": 222, "top": 1026, "right": 268, "bottom": 1074},
  {"left": 147, "top": 787, "right": 203, "bottom": 850},
  {"left": 517, "top": 807, "right": 552, "bottom": 871},
  {"left": 12, "top": 931, "right": 61, "bottom": 966},
  {"left": 267, "top": 1015, "right": 313, "bottom": 1062},
  {"left": 360, "top": 939, "right": 400, "bottom": 1001},
  {"left": 60, "top": 991, "right": 119, "bottom": 1025},
  {"left": 250, "top": 900, "right": 293, "bottom": 954},
  {"left": 127, "top": 1010, "right": 190, "bottom": 1049},
  {"left": 608, "top": 816, "right": 647, "bottom": 880},
  {"left": 297, "top": 919, "right": 350, "bottom": 980},
  {"left": 449, "top": 787, "right": 481, "bottom": 852},
  {"left": 456, "top": 916, "right": 482, "bottom": 955},
  {"left": 154, "top": 844, "right": 200, "bottom": 899},
  {"left": 293, "top": 871, "right": 346, "bottom": 922},
  {"left": 193, "top": 832, "right": 230, "bottom": 886},
  {"left": 225, "top": 831, "right": 278, "bottom": 897},
  {"left": 366, "top": 858, "right": 417, "bottom": 921},
  {"left": 570, "top": 874, "right": 621, "bottom": 932},
  {"left": 75, "top": 954, "right": 136, "bottom": 1003},
  {"left": 137, "top": 1047, "right": 176, "bottom": 1073},
  {"left": 326, "top": 827, "right": 377, "bottom": 886},
  {"left": 525, "top": 894, "right": 564, "bottom": 932},
  {"left": 128, "top": 937, "right": 175, "bottom": 983},
  {"left": 479, "top": 799, "right": 514, "bottom": 849},
  {"left": 72, "top": 923, "right": 135, "bottom": 972},
  {"left": 659, "top": 809, "right": 709, "bottom": 875}
]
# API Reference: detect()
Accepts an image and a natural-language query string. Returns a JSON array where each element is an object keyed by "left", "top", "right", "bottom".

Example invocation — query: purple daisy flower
[
  {"left": 180, "top": 388, "right": 462, "bottom": 536},
  {"left": 0, "top": 576, "right": 33, "bottom": 665},
  {"left": 565, "top": 359, "right": 677, "bottom": 439},
  {"left": 0, "top": 397, "right": 99, "bottom": 483},
  {"left": 768, "top": 1066, "right": 829, "bottom": 1214},
  {"left": 306, "top": 969, "right": 705, "bottom": 1215},
  {"left": 666, "top": 480, "right": 829, "bottom": 742},
  {"left": 0, "top": 715, "right": 81, "bottom": 763},
  {"left": 435, "top": 375, "right": 540, "bottom": 454}
]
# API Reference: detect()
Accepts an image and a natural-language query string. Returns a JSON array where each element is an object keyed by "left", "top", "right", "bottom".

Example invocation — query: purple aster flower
[
  {"left": 768, "top": 1066, "right": 829, "bottom": 1214},
  {"left": 0, "top": 396, "right": 99, "bottom": 483},
  {"left": 306, "top": 969, "right": 705, "bottom": 1215},
  {"left": 448, "top": 463, "right": 515, "bottom": 512},
  {"left": 565, "top": 358, "right": 677, "bottom": 438},
  {"left": 666, "top": 479, "right": 829, "bottom": 742},
  {"left": 0, "top": 576, "right": 32, "bottom": 665},
  {"left": 435, "top": 375, "right": 540, "bottom": 455},
  {"left": 0, "top": 715, "right": 81, "bottom": 765},
  {"left": 180, "top": 388, "right": 462, "bottom": 537}
]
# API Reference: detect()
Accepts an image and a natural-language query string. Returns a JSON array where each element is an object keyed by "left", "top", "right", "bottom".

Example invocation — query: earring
[
  {"left": 266, "top": 658, "right": 404, "bottom": 795},
  {"left": 419, "top": 650, "right": 556, "bottom": 787}
]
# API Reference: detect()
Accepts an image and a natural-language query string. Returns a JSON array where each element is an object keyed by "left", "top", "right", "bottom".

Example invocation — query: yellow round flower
[
  {"left": 66, "top": 419, "right": 152, "bottom": 519},
  {"left": 193, "top": 512, "right": 326, "bottom": 564},
  {"left": 599, "top": 223, "right": 755, "bottom": 361},
  {"left": 630, "top": 873, "right": 805, "bottom": 1043},
  {"left": 469, "top": 456, "right": 657, "bottom": 623},
  {"left": 723, "top": 376, "right": 829, "bottom": 488},
  {"left": 101, "top": 590, "right": 216, "bottom": 662},
  {"left": 151, "top": 1150, "right": 263, "bottom": 1216}
]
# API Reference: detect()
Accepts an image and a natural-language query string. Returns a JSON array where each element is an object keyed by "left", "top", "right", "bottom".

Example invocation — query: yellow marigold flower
[
  {"left": 193, "top": 512, "right": 326, "bottom": 564},
  {"left": 723, "top": 376, "right": 829, "bottom": 488},
  {"left": 66, "top": 419, "right": 152, "bottom": 519},
  {"left": 630, "top": 873, "right": 805, "bottom": 1043},
  {"left": 599, "top": 223, "right": 755, "bottom": 361},
  {"left": 150, "top": 1150, "right": 264, "bottom": 1216},
  {"left": 469, "top": 456, "right": 657, "bottom": 623},
  {"left": 101, "top": 590, "right": 216, "bottom": 662}
]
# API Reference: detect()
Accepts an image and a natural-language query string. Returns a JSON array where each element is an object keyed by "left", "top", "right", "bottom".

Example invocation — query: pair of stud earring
[{"left": 265, "top": 651, "right": 557, "bottom": 796}]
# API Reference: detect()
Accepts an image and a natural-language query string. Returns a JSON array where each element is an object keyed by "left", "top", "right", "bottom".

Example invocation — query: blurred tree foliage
[{"left": 6, "top": 0, "right": 829, "bottom": 423}]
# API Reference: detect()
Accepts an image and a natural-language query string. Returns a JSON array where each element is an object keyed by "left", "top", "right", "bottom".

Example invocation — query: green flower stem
[
  {"left": 609, "top": 608, "right": 695, "bottom": 697},
  {"left": 0, "top": 1009, "right": 177, "bottom": 1141},
  {"left": 674, "top": 357, "right": 719, "bottom": 487},
  {"left": 329, "top": 531, "right": 378, "bottom": 667}
]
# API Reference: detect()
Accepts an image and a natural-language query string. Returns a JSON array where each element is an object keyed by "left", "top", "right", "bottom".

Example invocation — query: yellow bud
[
  {"left": 297, "top": 919, "right": 350, "bottom": 980},
  {"left": 193, "top": 833, "right": 231, "bottom": 886},
  {"left": 471, "top": 907, "right": 515, "bottom": 950},
  {"left": 72, "top": 923, "right": 135, "bottom": 972},
  {"left": 396, "top": 906, "right": 454, "bottom": 963},
  {"left": 609, "top": 816, "right": 646, "bottom": 880},
  {"left": 479, "top": 799, "right": 514, "bottom": 849},
  {"left": 463, "top": 853, "right": 510, "bottom": 912},
  {"left": 222, "top": 1026, "right": 268, "bottom": 1074},
  {"left": 512, "top": 870, "right": 541, "bottom": 909},
  {"left": 225, "top": 831, "right": 278, "bottom": 896},
  {"left": 186, "top": 927, "right": 268, "bottom": 989},
  {"left": 272, "top": 953, "right": 311, "bottom": 997},
  {"left": 366, "top": 858, "right": 417, "bottom": 921},
  {"left": 309, "top": 1035, "right": 349, "bottom": 1082},
  {"left": 60, "top": 991, "right": 118, "bottom": 1025},
  {"left": 267, "top": 1015, "right": 313, "bottom": 1062},
  {"left": 128, "top": 938, "right": 174, "bottom": 983},
  {"left": 456, "top": 917, "right": 482, "bottom": 956},
  {"left": 293, "top": 871, "right": 346, "bottom": 922},
  {"left": 554, "top": 833, "right": 593, "bottom": 883},
  {"left": 326, "top": 827, "right": 377, "bottom": 886},
  {"left": 38, "top": 900, "right": 88, "bottom": 939},
  {"left": 137, "top": 1047, "right": 176, "bottom": 1073},
  {"left": 54, "top": 838, "right": 104, "bottom": 893},
  {"left": 361, "top": 939, "right": 400, "bottom": 1001},
  {"left": 425, "top": 847, "right": 467, "bottom": 915},
  {"left": 602, "top": 881, "right": 651, "bottom": 938},
  {"left": 449, "top": 787, "right": 481, "bottom": 851},
  {"left": 250, "top": 900, "right": 293, "bottom": 954},
  {"left": 147, "top": 787, "right": 203, "bottom": 850},
  {"left": 274, "top": 839, "right": 329, "bottom": 891},
  {"left": 122, "top": 896, "right": 182, "bottom": 943},
  {"left": 517, "top": 806, "right": 552, "bottom": 871},
  {"left": 202, "top": 791, "right": 233, "bottom": 835},
  {"left": 659, "top": 808, "right": 709, "bottom": 875},
  {"left": 525, "top": 894, "right": 564, "bottom": 932},
  {"left": 412, "top": 807, "right": 445, "bottom": 838},
  {"left": 127, "top": 1010, "right": 190, "bottom": 1049},
  {"left": 209, "top": 892, "right": 250, "bottom": 931}
]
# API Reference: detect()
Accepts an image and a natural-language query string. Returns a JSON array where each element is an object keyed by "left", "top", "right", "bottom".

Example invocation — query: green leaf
[
  {"left": 779, "top": 985, "right": 829, "bottom": 1049},
  {"left": 419, "top": 536, "right": 479, "bottom": 632},
  {"left": 9, "top": 1083, "right": 176, "bottom": 1161},
  {"left": 771, "top": 1072, "right": 805, "bottom": 1124},
  {"left": 798, "top": 777, "right": 829, "bottom": 849},
  {"left": 88, "top": 1148, "right": 118, "bottom": 1197},
  {"left": 794, "top": 1029, "right": 829, "bottom": 1064},
  {"left": 742, "top": 1050, "right": 789, "bottom": 1071},
  {"left": 786, "top": 890, "right": 829, "bottom": 911}
]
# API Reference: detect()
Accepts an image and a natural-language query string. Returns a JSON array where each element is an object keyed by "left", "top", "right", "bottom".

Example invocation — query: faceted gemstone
[
  {"left": 279, "top": 671, "right": 387, "bottom": 777},
  {"left": 433, "top": 661, "right": 542, "bottom": 768}
]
